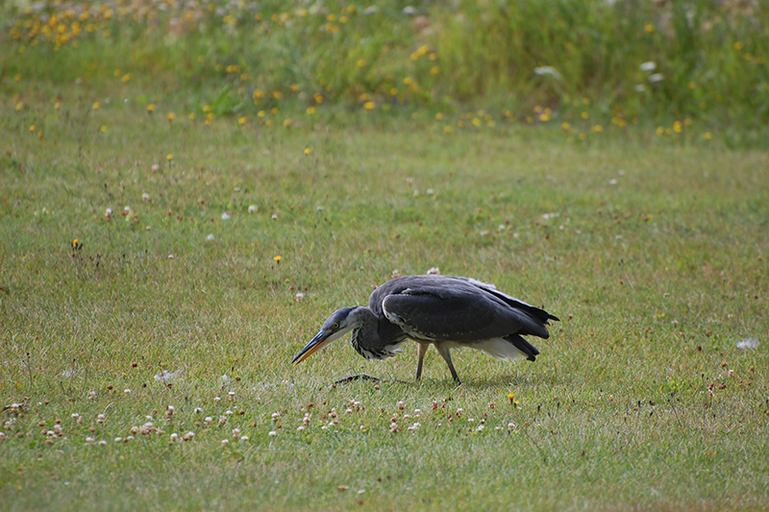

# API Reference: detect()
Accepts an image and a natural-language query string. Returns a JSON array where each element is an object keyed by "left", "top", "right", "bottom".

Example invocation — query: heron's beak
[{"left": 292, "top": 330, "right": 333, "bottom": 365}]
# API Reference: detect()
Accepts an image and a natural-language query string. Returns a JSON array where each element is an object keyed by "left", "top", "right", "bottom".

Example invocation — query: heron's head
[{"left": 291, "top": 307, "right": 361, "bottom": 365}]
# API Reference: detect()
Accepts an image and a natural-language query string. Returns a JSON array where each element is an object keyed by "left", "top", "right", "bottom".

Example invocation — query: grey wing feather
[
  {"left": 455, "top": 276, "right": 560, "bottom": 325},
  {"left": 381, "top": 280, "right": 550, "bottom": 341}
]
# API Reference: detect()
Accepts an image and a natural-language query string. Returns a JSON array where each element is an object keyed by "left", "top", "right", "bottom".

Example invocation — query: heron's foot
[{"left": 333, "top": 374, "right": 382, "bottom": 385}]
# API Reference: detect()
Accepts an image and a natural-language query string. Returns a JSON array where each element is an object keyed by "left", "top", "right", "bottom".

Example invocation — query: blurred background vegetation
[{"left": 2, "top": 0, "right": 768, "bottom": 144}]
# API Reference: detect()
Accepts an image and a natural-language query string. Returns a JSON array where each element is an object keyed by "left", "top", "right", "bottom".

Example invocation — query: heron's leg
[
  {"left": 434, "top": 343, "right": 461, "bottom": 384},
  {"left": 415, "top": 343, "right": 429, "bottom": 380}
]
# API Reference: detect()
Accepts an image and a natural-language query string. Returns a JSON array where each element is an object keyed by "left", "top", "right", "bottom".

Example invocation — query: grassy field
[
  {"left": 2, "top": 1, "right": 769, "bottom": 511},
  {"left": 2, "top": 92, "right": 768, "bottom": 511}
]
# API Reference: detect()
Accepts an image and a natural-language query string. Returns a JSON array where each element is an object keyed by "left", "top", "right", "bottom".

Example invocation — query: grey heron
[{"left": 292, "top": 275, "right": 558, "bottom": 383}]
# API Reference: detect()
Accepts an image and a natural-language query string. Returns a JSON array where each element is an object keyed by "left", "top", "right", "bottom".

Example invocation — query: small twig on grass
[{"left": 331, "top": 374, "right": 408, "bottom": 386}]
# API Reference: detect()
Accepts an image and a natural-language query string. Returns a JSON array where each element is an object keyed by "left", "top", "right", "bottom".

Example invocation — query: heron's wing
[
  {"left": 456, "top": 277, "right": 560, "bottom": 324},
  {"left": 381, "top": 281, "right": 551, "bottom": 342}
]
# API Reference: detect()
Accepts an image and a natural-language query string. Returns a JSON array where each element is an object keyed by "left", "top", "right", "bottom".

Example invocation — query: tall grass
[{"left": 2, "top": 0, "right": 767, "bottom": 136}]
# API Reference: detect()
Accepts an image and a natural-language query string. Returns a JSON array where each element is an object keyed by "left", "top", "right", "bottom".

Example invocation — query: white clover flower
[
  {"left": 534, "top": 66, "right": 562, "bottom": 81},
  {"left": 248, "top": 205, "right": 257, "bottom": 214},
  {"left": 142, "top": 193, "right": 151, "bottom": 202},
  {"left": 206, "top": 234, "right": 215, "bottom": 241},
  {"left": 221, "top": 212, "right": 231, "bottom": 221},
  {"left": 634, "top": 84, "right": 646, "bottom": 93},
  {"left": 648, "top": 73, "right": 664, "bottom": 83},
  {"left": 640, "top": 61, "right": 656, "bottom": 72},
  {"left": 268, "top": 430, "right": 277, "bottom": 437}
]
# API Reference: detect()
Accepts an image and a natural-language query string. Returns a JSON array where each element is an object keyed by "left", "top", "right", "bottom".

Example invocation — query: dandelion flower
[
  {"left": 147, "top": 104, "right": 155, "bottom": 113},
  {"left": 166, "top": 154, "right": 173, "bottom": 161},
  {"left": 430, "top": 66, "right": 440, "bottom": 76},
  {"left": 273, "top": 255, "right": 282, "bottom": 263},
  {"left": 644, "top": 24, "right": 654, "bottom": 33},
  {"left": 304, "top": 147, "right": 312, "bottom": 155},
  {"left": 167, "top": 112, "right": 176, "bottom": 121},
  {"left": 363, "top": 101, "right": 375, "bottom": 110},
  {"left": 238, "top": 116, "right": 247, "bottom": 126},
  {"left": 92, "top": 102, "right": 100, "bottom": 110}
]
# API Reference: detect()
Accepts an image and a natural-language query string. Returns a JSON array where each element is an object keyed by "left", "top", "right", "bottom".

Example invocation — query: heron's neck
[{"left": 348, "top": 306, "right": 382, "bottom": 358}]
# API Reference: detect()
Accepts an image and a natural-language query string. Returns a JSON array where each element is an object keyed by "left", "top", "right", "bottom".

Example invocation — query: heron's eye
[{"left": 332, "top": 322, "right": 339, "bottom": 330}]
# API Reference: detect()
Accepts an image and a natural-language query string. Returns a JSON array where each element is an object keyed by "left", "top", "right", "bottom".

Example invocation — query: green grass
[
  {"left": 2, "top": 1, "right": 769, "bottom": 510},
  {"left": 2, "top": 88, "right": 768, "bottom": 510},
  {"left": 2, "top": 0, "right": 768, "bottom": 145}
]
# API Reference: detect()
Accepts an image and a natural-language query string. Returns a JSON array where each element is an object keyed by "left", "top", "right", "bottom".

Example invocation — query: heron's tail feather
[
  {"left": 503, "top": 334, "right": 539, "bottom": 362},
  {"left": 470, "top": 336, "right": 539, "bottom": 362}
]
